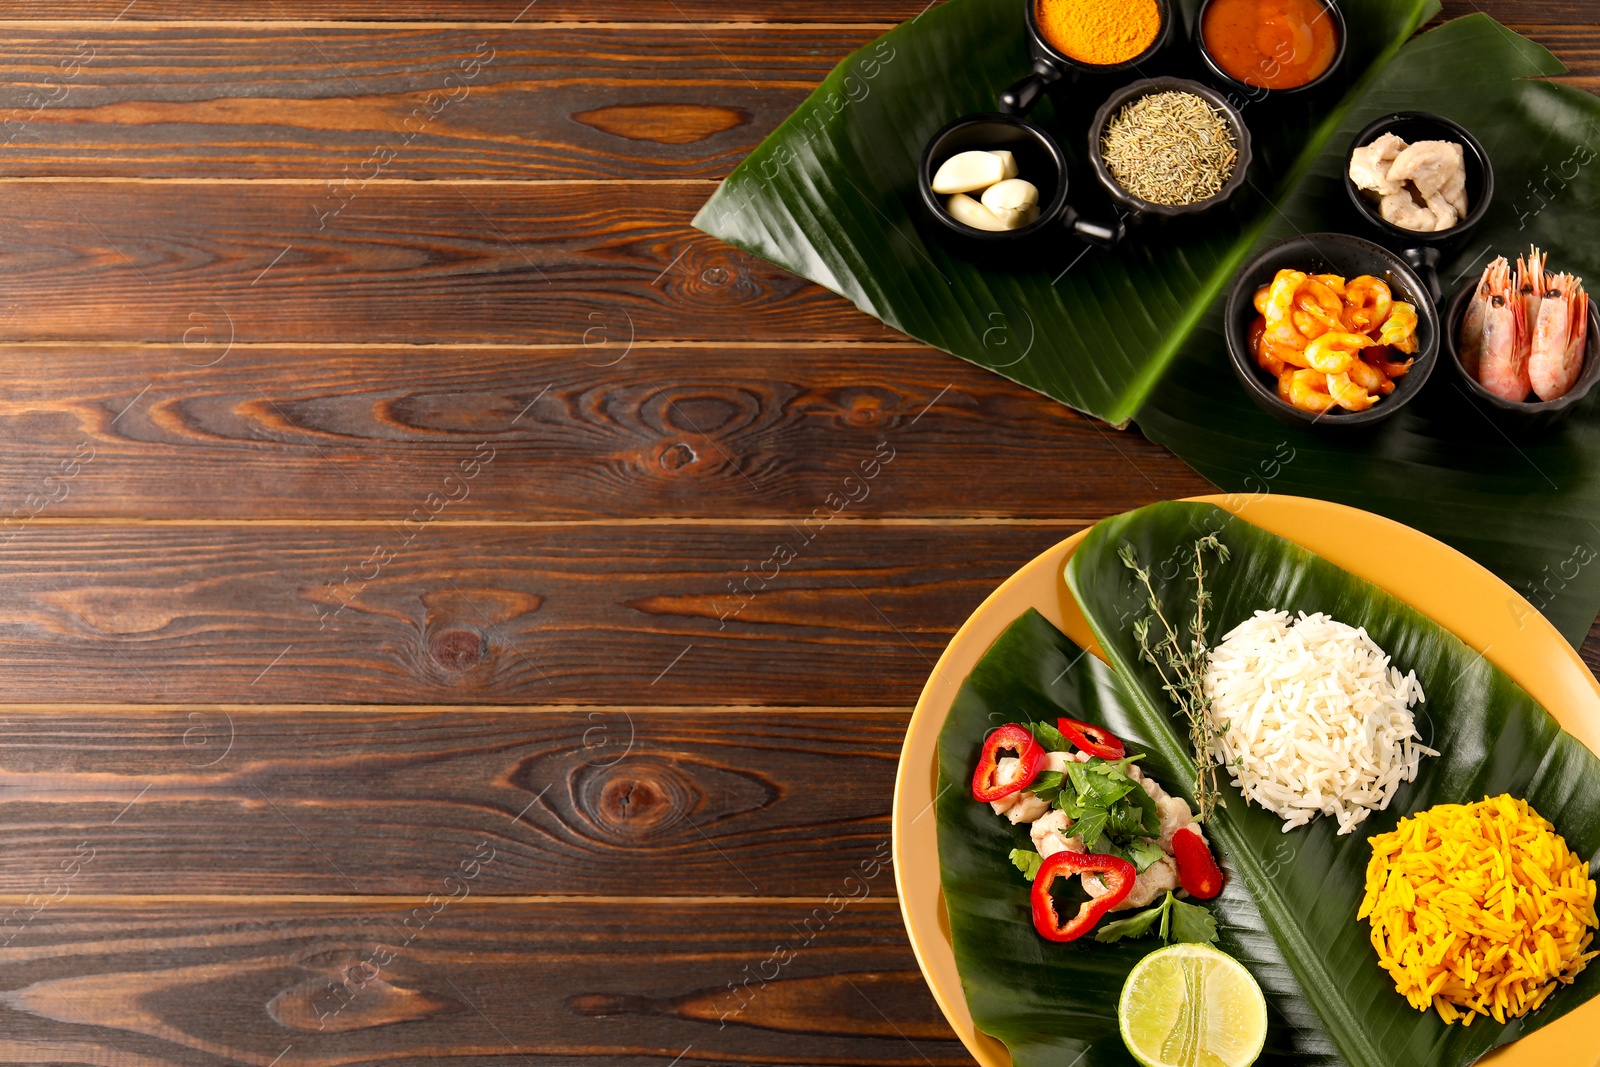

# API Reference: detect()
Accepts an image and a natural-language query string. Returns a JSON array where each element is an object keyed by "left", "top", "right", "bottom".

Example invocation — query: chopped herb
[
  {"left": 1101, "top": 91, "right": 1238, "bottom": 207},
  {"left": 1010, "top": 848, "right": 1043, "bottom": 881},
  {"left": 1026, "top": 720, "right": 1071, "bottom": 753},
  {"left": 1094, "top": 891, "right": 1218, "bottom": 945}
]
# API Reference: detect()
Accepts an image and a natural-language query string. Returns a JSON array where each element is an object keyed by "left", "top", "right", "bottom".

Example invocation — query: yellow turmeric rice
[{"left": 1358, "top": 794, "right": 1597, "bottom": 1025}]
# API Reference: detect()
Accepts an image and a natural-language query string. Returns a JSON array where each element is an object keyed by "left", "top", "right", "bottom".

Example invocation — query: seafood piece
[
  {"left": 1286, "top": 368, "right": 1337, "bottom": 413},
  {"left": 1376, "top": 302, "right": 1419, "bottom": 354},
  {"left": 1311, "top": 273, "right": 1347, "bottom": 298},
  {"left": 988, "top": 757, "right": 1048, "bottom": 822},
  {"left": 1249, "top": 316, "right": 1285, "bottom": 376},
  {"left": 1529, "top": 272, "right": 1590, "bottom": 401},
  {"left": 1478, "top": 260, "right": 1530, "bottom": 401},
  {"left": 1342, "top": 276, "right": 1392, "bottom": 332},
  {"left": 1363, "top": 346, "right": 1413, "bottom": 380},
  {"left": 1327, "top": 371, "right": 1377, "bottom": 411},
  {"left": 1387, "top": 140, "right": 1468, "bottom": 224},
  {"left": 1303, "top": 331, "right": 1372, "bottom": 374},
  {"left": 1253, "top": 285, "right": 1271, "bottom": 316},
  {"left": 1347, "top": 132, "right": 1407, "bottom": 196},
  {"left": 1516, "top": 246, "right": 1547, "bottom": 338},
  {"left": 1088, "top": 855, "right": 1182, "bottom": 911},
  {"left": 1379, "top": 190, "right": 1437, "bottom": 232},
  {"left": 1458, "top": 257, "right": 1504, "bottom": 377},
  {"left": 1347, "top": 357, "right": 1393, "bottom": 394},
  {"left": 1031, "top": 808, "right": 1086, "bottom": 859}
]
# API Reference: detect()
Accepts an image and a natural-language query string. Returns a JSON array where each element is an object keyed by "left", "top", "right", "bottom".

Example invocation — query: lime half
[{"left": 1118, "top": 942, "right": 1267, "bottom": 1067}]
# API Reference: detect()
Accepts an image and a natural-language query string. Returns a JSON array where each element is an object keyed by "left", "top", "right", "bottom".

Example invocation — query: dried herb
[
  {"left": 1117, "top": 534, "right": 1230, "bottom": 820},
  {"left": 1101, "top": 91, "right": 1237, "bottom": 207}
]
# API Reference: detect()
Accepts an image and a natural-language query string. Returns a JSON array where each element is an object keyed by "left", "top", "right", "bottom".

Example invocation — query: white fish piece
[
  {"left": 1378, "top": 190, "right": 1437, "bottom": 233},
  {"left": 1386, "top": 139, "right": 1468, "bottom": 224},
  {"left": 1348, "top": 132, "right": 1407, "bottom": 196}
]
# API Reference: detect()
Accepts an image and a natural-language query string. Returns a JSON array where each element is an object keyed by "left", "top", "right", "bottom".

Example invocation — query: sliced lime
[{"left": 1118, "top": 942, "right": 1267, "bottom": 1067}]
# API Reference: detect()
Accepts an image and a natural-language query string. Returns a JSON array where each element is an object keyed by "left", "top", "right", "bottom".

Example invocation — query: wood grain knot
[
  {"left": 700, "top": 266, "right": 730, "bottom": 286},
  {"left": 572, "top": 103, "right": 747, "bottom": 144},
  {"left": 659, "top": 442, "right": 697, "bottom": 471},
  {"left": 577, "top": 762, "right": 692, "bottom": 841},
  {"left": 429, "top": 629, "right": 485, "bottom": 672}
]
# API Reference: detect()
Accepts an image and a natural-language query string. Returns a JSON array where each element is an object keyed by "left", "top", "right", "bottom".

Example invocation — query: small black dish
[
  {"left": 1194, "top": 0, "right": 1346, "bottom": 102},
  {"left": 919, "top": 114, "right": 1123, "bottom": 249},
  {"left": 1343, "top": 112, "right": 1494, "bottom": 305},
  {"left": 1089, "top": 77, "right": 1252, "bottom": 221},
  {"left": 1225, "top": 232, "right": 1440, "bottom": 429},
  {"left": 1443, "top": 275, "right": 1600, "bottom": 435},
  {"left": 999, "top": 0, "right": 1172, "bottom": 116}
]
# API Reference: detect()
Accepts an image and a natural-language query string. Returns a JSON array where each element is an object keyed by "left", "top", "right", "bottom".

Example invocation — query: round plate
[{"left": 892, "top": 494, "right": 1600, "bottom": 1067}]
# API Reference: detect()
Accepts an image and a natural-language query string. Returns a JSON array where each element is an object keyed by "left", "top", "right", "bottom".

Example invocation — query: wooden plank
[
  {"left": 0, "top": 25, "right": 872, "bottom": 180},
  {"left": 0, "top": 707, "right": 909, "bottom": 896},
  {"left": 0, "top": 180, "right": 890, "bottom": 344},
  {"left": 0, "top": 342, "right": 1211, "bottom": 520},
  {"left": 0, "top": 899, "right": 969, "bottom": 1066},
  {"left": 0, "top": 0, "right": 1574, "bottom": 27},
  {"left": 0, "top": 521, "right": 1080, "bottom": 704}
]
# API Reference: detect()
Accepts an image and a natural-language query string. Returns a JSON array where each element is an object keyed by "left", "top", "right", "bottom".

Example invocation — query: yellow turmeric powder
[{"left": 1035, "top": 0, "right": 1161, "bottom": 66}]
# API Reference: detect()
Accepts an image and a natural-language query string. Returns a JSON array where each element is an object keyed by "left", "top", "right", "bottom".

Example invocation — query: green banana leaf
[
  {"left": 1062, "top": 500, "right": 1600, "bottom": 1067},
  {"left": 693, "top": 0, "right": 1600, "bottom": 649},
  {"left": 937, "top": 608, "right": 1344, "bottom": 1066},
  {"left": 1137, "top": 15, "right": 1600, "bottom": 650}
]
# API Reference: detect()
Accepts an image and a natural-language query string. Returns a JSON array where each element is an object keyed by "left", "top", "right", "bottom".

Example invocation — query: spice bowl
[
  {"left": 999, "top": 0, "right": 1172, "bottom": 115},
  {"left": 919, "top": 114, "right": 1124, "bottom": 250},
  {"left": 1225, "top": 232, "right": 1440, "bottom": 430},
  {"left": 1442, "top": 275, "right": 1600, "bottom": 435},
  {"left": 1195, "top": 0, "right": 1346, "bottom": 101},
  {"left": 1088, "top": 77, "right": 1252, "bottom": 221},
  {"left": 1344, "top": 112, "right": 1495, "bottom": 305}
]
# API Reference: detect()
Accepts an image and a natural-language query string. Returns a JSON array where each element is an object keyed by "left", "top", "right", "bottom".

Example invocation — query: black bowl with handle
[
  {"left": 1225, "top": 232, "right": 1439, "bottom": 430},
  {"left": 998, "top": 0, "right": 1173, "bottom": 116},
  {"left": 1343, "top": 112, "right": 1494, "bottom": 306},
  {"left": 1443, "top": 273, "right": 1600, "bottom": 435},
  {"left": 919, "top": 113, "right": 1124, "bottom": 250}
]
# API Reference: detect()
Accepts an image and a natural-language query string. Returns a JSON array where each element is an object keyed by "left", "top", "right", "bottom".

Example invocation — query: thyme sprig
[{"left": 1117, "top": 534, "right": 1230, "bottom": 821}]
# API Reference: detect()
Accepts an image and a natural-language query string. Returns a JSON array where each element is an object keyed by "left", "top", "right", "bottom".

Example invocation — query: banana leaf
[
  {"left": 1136, "top": 15, "right": 1600, "bottom": 650},
  {"left": 936, "top": 608, "right": 1343, "bottom": 1067},
  {"left": 693, "top": 0, "right": 1600, "bottom": 649},
  {"left": 1062, "top": 500, "right": 1600, "bottom": 1067}
]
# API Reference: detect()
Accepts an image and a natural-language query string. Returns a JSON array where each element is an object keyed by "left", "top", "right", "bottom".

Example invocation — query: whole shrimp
[
  {"left": 1528, "top": 272, "right": 1590, "bottom": 401},
  {"left": 1516, "top": 246, "right": 1547, "bottom": 344},
  {"left": 1478, "top": 260, "right": 1530, "bottom": 401},
  {"left": 1457, "top": 257, "right": 1504, "bottom": 377},
  {"left": 1303, "top": 331, "right": 1372, "bottom": 374},
  {"left": 1263, "top": 269, "right": 1310, "bottom": 350}
]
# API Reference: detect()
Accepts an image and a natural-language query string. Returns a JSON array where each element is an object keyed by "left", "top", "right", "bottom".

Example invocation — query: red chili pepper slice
[
  {"left": 1172, "top": 826, "right": 1224, "bottom": 900},
  {"left": 1056, "top": 716, "right": 1126, "bottom": 760},
  {"left": 970, "top": 724, "right": 1046, "bottom": 803},
  {"left": 1030, "top": 849, "right": 1137, "bottom": 941}
]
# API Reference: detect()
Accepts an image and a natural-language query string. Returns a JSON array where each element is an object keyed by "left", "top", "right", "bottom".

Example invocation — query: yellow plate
[{"left": 892, "top": 494, "right": 1600, "bottom": 1067}]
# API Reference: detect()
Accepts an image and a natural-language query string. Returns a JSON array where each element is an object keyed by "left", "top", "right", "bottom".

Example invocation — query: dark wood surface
[{"left": 0, "top": 2, "right": 1593, "bottom": 1064}]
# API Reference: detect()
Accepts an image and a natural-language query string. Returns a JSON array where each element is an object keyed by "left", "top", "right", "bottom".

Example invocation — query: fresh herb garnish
[
  {"left": 1118, "top": 535, "right": 1230, "bottom": 822},
  {"left": 1025, "top": 720, "right": 1071, "bottom": 753},
  {"left": 1094, "top": 890, "right": 1218, "bottom": 945},
  {"left": 1010, "top": 848, "right": 1043, "bottom": 880}
]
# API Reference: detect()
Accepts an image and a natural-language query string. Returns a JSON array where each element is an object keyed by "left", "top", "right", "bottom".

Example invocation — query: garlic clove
[
  {"left": 988, "top": 150, "right": 1019, "bottom": 180},
  {"left": 981, "top": 178, "right": 1040, "bottom": 228},
  {"left": 945, "top": 193, "right": 1009, "bottom": 232},
  {"left": 932, "top": 150, "right": 1007, "bottom": 194}
]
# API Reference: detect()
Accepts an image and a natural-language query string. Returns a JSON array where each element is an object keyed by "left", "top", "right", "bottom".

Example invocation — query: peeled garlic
[
  {"left": 988, "top": 150, "right": 1019, "bottom": 180},
  {"left": 945, "top": 193, "right": 1008, "bottom": 231},
  {"left": 980, "top": 178, "right": 1039, "bottom": 228},
  {"left": 932, "top": 150, "right": 1007, "bottom": 194}
]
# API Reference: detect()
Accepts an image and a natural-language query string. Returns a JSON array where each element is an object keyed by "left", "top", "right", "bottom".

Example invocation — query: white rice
[{"left": 1202, "top": 610, "right": 1436, "bottom": 835}]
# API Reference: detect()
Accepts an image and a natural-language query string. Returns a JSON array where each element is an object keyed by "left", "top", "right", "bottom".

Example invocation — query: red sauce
[{"left": 1201, "top": 0, "right": 1339, "bottom": 90}]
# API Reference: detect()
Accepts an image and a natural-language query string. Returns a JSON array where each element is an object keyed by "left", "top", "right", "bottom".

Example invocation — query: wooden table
[{"left": 0, "top": 2, "right": 1593, "bottom": 1063}]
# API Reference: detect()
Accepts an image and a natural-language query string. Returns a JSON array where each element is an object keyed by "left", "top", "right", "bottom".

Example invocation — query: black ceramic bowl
[
  {"left": 1195, "top": 0, "right": 1346, "bottom": 99},
  {"left": 1225, "top": 232, "right": 1440, "bottom": 429},
  {"left": 919, "top": 114, "right": 1067, "bottom": 242},
  {"left": 1343, "top": 112, "right": 1494, "bottom": 302},
  {"left": 1089, "top": 77, "right": 1252, "bottom": 219},
  {"left": 1443, "top": 275, "right": 1600, "bottom": 434},
  {"left": 919, "top": 114, "right": 1124, "bottom": 248},
  {"left": 1001, "top": 0, "right": 1173, "bottom": 114}
]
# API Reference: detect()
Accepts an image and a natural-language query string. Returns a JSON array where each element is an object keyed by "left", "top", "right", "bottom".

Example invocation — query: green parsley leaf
[
  {"left": 1026, "top": 770, "right": 1065, "bottom": 804},
  {"left": 1009, "top": 848, "right": 1043, "bottom": 881},
  {"left": 1073, "top": 807, "right": 1108, "bottom": 851},
  {"left": 1168, "top": 895, "right": 1219, "bottom": 945},
  {"left": 1124, "top": 836, "right": 1167, "bottom": 872},
  {"left": 1093, "top": 899, "right": 1167, "bottom": 943},
  {"left": 1027, "top": 721, "right": 1071, "bottom": 753}
]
